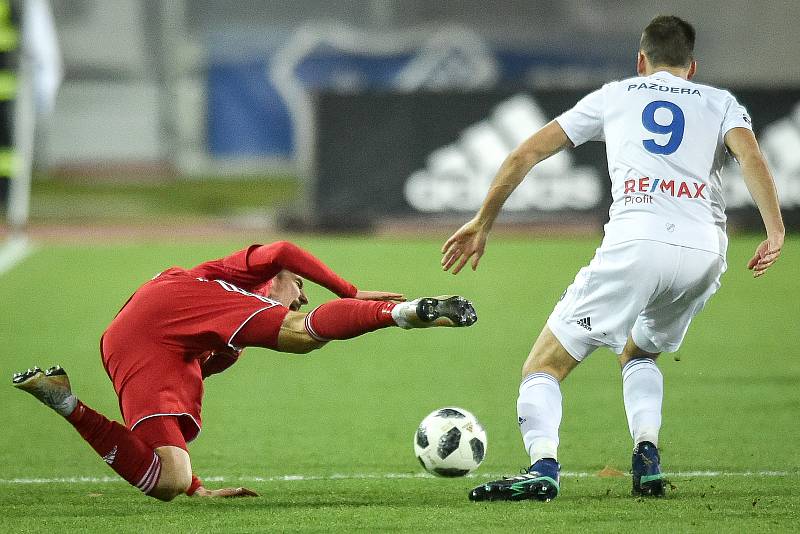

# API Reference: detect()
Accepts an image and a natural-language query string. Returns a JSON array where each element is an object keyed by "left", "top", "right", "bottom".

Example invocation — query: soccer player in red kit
[{"left": 12, "top": 240, "right": 477, "bottom": 500}]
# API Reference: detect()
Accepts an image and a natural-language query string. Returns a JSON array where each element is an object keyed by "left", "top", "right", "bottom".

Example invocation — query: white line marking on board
[
  {"left": 0, "top": 470, "right": 794, "bottom": 484},
  {"left": 0, "top": 234, "right": 36, "bottom": 276}
]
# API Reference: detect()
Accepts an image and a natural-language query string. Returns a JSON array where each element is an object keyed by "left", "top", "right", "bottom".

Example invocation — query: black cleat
[
  {"left": 469, "top": 458, "right": 560, "bottom": 502},
  {"left": 631, "top": 441, "right": 665, "bottom": 497},
  {"left": 393, "top": 296, "right": 477, "bottom": 329},
  {"left": 415, "top": 296, "right": 477, "bottom": 327},
  {"left": 12, "top": 365, "right": 44, "bottom": 385}
]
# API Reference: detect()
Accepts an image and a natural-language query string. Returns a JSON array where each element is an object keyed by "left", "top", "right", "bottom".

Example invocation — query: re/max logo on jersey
[
  {"left": 627, "top": 82, "right": 701, "bottom": 96},
  {"left": 623, "top": 177, "right": 706, "bottom": 205}
]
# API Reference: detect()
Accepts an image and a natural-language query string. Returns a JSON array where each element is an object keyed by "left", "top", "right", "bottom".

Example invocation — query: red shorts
[
  {"left": 101, "top": 268, "right": 289, "bottom": 442},
  {"left": 132, "top": 414, "right": 188, "bottom": 451}
]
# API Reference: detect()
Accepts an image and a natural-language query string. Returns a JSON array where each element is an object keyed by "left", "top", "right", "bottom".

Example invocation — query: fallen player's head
[{"left": 269, "top": 270, "right": 308, "bottom": 311}]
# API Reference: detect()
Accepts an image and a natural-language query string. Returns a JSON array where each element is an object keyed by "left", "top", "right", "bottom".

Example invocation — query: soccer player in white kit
[{"left": 441, "top": 15, "right": 784, "bottom": 501}]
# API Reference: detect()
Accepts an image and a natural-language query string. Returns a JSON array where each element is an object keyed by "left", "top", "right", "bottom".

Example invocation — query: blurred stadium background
[
  {"left": 1, "top": 0, "right": 799, "bottom": 238},
  {"left": 1, "top": 2, "right": 798, "bottom": 531}
]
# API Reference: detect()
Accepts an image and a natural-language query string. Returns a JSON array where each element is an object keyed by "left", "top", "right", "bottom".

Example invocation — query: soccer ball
[{"left": 413, "top": 407, "right": 487, "bottom": 477}]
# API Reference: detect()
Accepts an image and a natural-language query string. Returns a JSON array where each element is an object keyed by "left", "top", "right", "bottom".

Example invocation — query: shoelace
[{"left": 507, "top": 471, "right": 542, "bottom": 481}]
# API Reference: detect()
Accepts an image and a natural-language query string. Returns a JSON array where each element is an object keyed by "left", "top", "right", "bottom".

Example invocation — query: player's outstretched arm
[
  {"left": 724, "top": 127, "right": 785, "bottom": 278},
  {"left": 248, "top": 241, "right": 359, "bottom": 297},
  {"left": 442, "top": 120, "right": 572, "bottom": 274},
  {"left": 354, "top": 290, "right": 405, "bottom": 301},
  {"left": 265, "top": 245, "right": 402, "bottom": 299}
]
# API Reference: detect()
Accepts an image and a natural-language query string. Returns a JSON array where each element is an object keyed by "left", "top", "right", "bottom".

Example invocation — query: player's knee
[
  {"left": 277, "top": 313, "right": 328, "bottom": 354},
  {"left": 288, "top": 335, "right": 326, "bottom": 354},
  {"left": 522, "top": 346, "right": 576, "bottom": 381},
  {"left": 522, "top": 359, "right": 568, "bottom": 382},
  {"left": 149, "top": 468, "right": 191, "bottom": 501},
  {"left": 620, "top": 337, "right": 660, "bottom": 367},
  {"left": 149, "top": 446, "right": 191, "bottom": 501},
  {"left": 521, "top": 326, "right": 580, "bottom": 381},
  {"left": 148, "top": 485, "right": 181, "bottom": 502},
  {"left": 619, "top": 353, "right": 659, "bottom": 369}
]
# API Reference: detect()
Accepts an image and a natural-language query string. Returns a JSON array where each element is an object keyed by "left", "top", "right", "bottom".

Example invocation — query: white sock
[
  {"left": 518, "top": 372, "right": 562, "bottom": 464},
  {"left": 56, "top": 394, "right": 78, "bottom": 417},
  {"left": 390, "top": 300, "right": 415, "bottom": 329},
  {"left": 622, "top": 358, "right": 663, "bottom": 447}
]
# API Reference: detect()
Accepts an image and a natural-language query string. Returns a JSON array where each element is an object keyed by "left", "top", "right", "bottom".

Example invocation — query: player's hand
[
  {"left": 747, "top": 234, "right": 783, "bottom": 278},
  {"left": 441, "top": 219, "right": 488, "bottom": 274},
  {"left": 354, "top": 290, "right": 406, "bottom": 302},
  {"left": 193, "top": 485, "right": 259, "bottom": 498}
]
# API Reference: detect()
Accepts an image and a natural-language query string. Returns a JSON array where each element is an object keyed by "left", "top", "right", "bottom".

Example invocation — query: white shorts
[{"left": 547, "top": 240, "right": 726, "bottom": 361}]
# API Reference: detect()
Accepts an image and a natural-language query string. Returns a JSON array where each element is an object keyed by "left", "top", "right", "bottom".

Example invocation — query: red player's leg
[
  {"left": 303, "top": 299, "right": 397, "bottom": 341},
  {"left": 233, "top": 297, "right": 477, "bottom": 354},
  {"left": 67, "top": 401, "right": 168, "bottom": 496},
  {"left": 301, "top": 296, "right": 478, "bottom": 337},
  {"left": 12, "top": 366, "right": 190, "bottom": 501},
  {"left": 134, "top": 415, "right": 258, "bottom": 499},
  {"left": 233, "top": 299, "right": 397, "bottom": 354},
  {"left": 131, "top": 415, "right": 193, "bottom": 500}
]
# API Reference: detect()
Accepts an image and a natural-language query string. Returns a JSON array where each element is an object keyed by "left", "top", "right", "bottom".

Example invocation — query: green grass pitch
[{"left": 1, "top": 235, "right": 798, "bottom": 532}]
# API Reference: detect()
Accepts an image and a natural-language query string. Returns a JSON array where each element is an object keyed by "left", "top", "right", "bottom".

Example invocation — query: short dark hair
[{"left": 640, "top": 15, "right": 695, "bottom": 67}]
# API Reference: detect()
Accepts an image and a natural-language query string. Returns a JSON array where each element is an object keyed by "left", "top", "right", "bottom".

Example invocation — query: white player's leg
[
  {"left": 518, "top": 326, "right": 579, "bottom": 466},
  {"left": 620, "top": 336, "right": 665, "bottom": 496},
  {"left": 619, "top": 337, "right": 663, "bottom": 448},
  {"left": 621, "top": 245, "right": 724, "bottom": 497},
  {"left": 469, "top": 325, "right": 579, "bottom": 502}
]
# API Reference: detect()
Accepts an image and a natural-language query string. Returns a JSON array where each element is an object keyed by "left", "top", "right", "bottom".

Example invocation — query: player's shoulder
[
  {"left": 686, "top": 78, "right": 738, "bottom": 100},
  {"left": 689, "top": 81, "right": 746, "bottom": 118}
]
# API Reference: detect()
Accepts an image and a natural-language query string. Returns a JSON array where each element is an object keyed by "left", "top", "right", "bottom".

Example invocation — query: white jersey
[{"left": 556, "top": 71, "right": 752, "bottom": 257}]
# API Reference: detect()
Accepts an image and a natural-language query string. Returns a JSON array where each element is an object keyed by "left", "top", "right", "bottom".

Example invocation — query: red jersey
[{"left": 100, "top": 241, "right": 357, "bottom": 442}]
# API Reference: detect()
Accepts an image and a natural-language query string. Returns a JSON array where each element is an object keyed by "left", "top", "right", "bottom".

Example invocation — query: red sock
[
  {"left": 186, "top": 474, "right": 203, "bottom": 496},
  {"left": 67, "top": 401, "right": 162, "bottom": 494},
  {"left": 304, "top": 299, "right": 397, "bottom": 341}
]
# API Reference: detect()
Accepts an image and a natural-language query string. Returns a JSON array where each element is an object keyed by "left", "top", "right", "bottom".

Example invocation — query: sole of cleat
[
  {"left": 633, "top": 476, "right": 666, "bottom": 497},
  {"left": 469, "top": 477, "right": 559, "bottom": 502},
  {"left": 12, "top": 366, "right": 44, "bottom": 386},
  {"left": 45, "top": 365, "right": 67, "bottom": 378},
  {"left": 12, "top": 365, "right": 69, "bottom": 390},
  {"left": 416, "top": 296, "right": 477, "bottom": 327}
]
